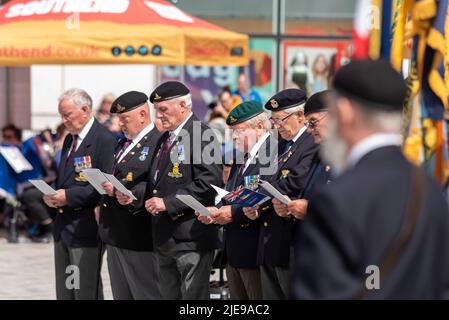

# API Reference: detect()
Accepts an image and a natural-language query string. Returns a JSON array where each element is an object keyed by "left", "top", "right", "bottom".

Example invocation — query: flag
[
  {"left": 403, "top": 0, "right": 449, "bottom": 184},
  {"left": 353, "top": 0, "right": 372, "bottom": 59}
]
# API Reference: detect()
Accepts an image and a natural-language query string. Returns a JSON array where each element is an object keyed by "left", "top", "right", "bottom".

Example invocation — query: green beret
[{"left": 226, "top": 101, "right": 264, "bottom": 126}]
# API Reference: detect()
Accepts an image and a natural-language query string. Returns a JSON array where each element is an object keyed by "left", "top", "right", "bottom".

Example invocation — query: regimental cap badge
[
  {"left": 229, "top": 116, "right": 237, "bottom": 124},
  {"left": 270, "top": 99, "right": 279, "bottom": 109},
  {"left": 154, "top": 93, "right": 162, "bottom": 101},
  {"left": 116, "top": 104, "right": 126, "bottom": 113}
]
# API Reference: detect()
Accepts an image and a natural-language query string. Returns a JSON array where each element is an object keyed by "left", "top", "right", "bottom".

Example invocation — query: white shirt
[
  {"left": 243, "top": 132, "right": 270, "bottom": 173},
  {"left": 74, "top": 117, "right": 95, "bottom": 151},
  {"left": 170, "top": 112, "right": 193, "bottom": 141},
  {"left": 291, "top": 125, "right": 307, "bottom": 143},
  {"left": 346, "top": 133, "right": 402, "bottom": 169},
  {"left": 117, "top": 123, "right": 155, "bottom": 163}
]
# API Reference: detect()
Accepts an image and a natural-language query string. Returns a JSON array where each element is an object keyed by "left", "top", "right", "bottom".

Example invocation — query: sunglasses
[{"left": 305, "top": 112, "right": 327, "bottom": 129}]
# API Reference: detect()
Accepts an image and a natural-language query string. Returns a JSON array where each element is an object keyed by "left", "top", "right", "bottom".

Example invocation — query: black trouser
[{"left": 21, "top": 187, "right": 52, "bottom": 223}]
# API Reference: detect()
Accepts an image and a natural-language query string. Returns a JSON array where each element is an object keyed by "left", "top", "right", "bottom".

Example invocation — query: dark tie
[
  {"left": 65, "top": 134, "right": 78, "bottom": 168},
  {"left": 112, "top": 138, "right": 132, "bottom": 174},
  {"left": 154, "top": 133, "right": 174, "bottom": 181},
  {"left": 235, "top": 152, "right": 249, "bottom": 186}
]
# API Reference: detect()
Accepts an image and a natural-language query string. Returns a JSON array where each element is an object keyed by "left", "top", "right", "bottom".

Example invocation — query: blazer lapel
[
  {"left": 154, "top": 115, "right": 195, "bottom": 186},
  {"left": 61, "top": 120, "right": 99, "bottom": 184}
]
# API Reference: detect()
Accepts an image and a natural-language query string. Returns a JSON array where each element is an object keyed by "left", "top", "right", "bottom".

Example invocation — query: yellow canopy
[{"left": 0, "top": 0, "right": 249, "bottom": 66}]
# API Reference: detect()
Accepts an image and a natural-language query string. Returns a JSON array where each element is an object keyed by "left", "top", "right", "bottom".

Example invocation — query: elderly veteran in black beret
[
  {"left": 144, "top": 81, "right": 222, "bottom": 300},
  {"left": 292, "top": 59, "right": 449, "bottom": 299},
  {"left": 239, "top": 89, "right": 318, "bottom": 300},
  {"left": 198, "top": 101, "right": 276, "bottom": 300},
  {"left": 98, "top": 91, "right": 162, "bottom": 300},
  {"left": 272, "top": 90, "right": 333, "bottom": 220}
]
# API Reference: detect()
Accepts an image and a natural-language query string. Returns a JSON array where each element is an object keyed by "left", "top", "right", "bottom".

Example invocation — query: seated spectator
[{"left": 232, "top": 73, "right": 262, "bottom": 102}]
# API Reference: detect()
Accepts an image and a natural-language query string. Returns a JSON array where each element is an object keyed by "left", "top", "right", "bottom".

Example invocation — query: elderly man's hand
[
  {"left": 145, "top": 197, "right": 166, "bottom": 216},
  {"left": 116, "top": 191, "right": 133, "bottom": 206},
  {"left": 288, "top": 199, "right": 308, "bottom": 220},
  {"left": 43, "top": 195, "right": 57, "bottom": 208},
  {"left": 272, "top": 197, "right": 290, "bottom": 218},
  {"left": 101, "top": 181, "right": 114, "bottom": 197},
  {"left": 44, "top": 189, "right": 67, "bottom": 208},
  {"left": 243, "top": 205, "right": 260, "bottom": 220},
  {"left": 211, "top": 205, "right": 233, "bottom": 225},
  {"left": 196, "top": 207, "right": 219, "bottom": 225}
]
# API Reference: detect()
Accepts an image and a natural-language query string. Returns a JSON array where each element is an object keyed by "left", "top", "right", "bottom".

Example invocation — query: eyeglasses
[
  {"left": 305, "top": 113, "right": 327, "bottom": 129},
  {"left": 270, "top": 112, "right": 296, "bottom": 126}
]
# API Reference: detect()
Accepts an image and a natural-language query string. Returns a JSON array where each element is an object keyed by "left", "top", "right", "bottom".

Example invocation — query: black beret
[
  {"left": 149, "top": 81, "right": 190, "bottom": 103},
  {"left": 264, "top": 88, "right": 307, "bottom": 112},
  {"left": 226, "top": 101, "right": 264, "bottom": 126},
  {"left": 304, "top": 90, "right": 332, "bottom": 116},
  {"left": 332, "top": 59, "right": 406, "bottom": 111},
  {"left": 110, "top": 91, "right": 148, "bottom": 114}
]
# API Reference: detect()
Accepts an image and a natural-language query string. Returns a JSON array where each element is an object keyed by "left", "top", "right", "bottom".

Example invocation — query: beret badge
[
  {"left": 270, "top": 99, "right": 279, "bottom": 109},
  {"left": 116, "top": 104, "right": 125, "bottom": 113}
]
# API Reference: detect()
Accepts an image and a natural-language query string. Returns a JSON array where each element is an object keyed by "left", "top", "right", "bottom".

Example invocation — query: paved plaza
[{"left": 0, "top": 233, "right": 113, "bottom": 300}]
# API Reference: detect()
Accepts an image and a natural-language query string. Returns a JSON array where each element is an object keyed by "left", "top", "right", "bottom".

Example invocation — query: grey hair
[
  {"left": 358, "top": 108, "right": 403, "bottom": 132},
  {"left": 283, "top": 102, "right": 305, "bottom": 115},
  {"left": 348, "top": 97, "right": 402, "bottom": 133},
  {"left": 247, "top": 111, "right": 272, "bottom": 130},
  {"left": 59, "top": 88, "right": 93, "bottom": 110},
  {"left": 172, "top": 93, "right": 193, "bottom": 109}
]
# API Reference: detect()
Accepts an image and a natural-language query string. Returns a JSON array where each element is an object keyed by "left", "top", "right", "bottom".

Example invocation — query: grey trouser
[
  {"left": 260, "top": 264, "right": 290, "bottom": 300},
  {"left": 107, "top": 245, "right": 161, "bottom": 300},
  {"left": 157, "top": 249, "right": 214, "bottom": 300},
  {"left": 54, "top": 240, "right": 103, "bottom": 300},
  {"left": 226, "top": 265, "right": 262, "bottom": 300}
]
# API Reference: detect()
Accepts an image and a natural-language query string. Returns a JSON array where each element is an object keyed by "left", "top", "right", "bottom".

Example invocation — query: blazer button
[
  {"left": 153, "top": 190, "right": 157, "bottom": 194},
  {"left": 264, "top": 222, "right": 268, "bottom": 227},
  {"left": 58, "top": 208, "right": 63, "bottom": 214},
  {"left": 103, "top": 203, "right": 107, "bottom": 208}
]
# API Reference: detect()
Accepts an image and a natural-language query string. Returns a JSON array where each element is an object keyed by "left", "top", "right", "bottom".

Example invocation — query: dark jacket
[
  {"left": 145, "top": 114, "right": 222, "bottom": 252},
  {"left": 257, "top": 131, "right": 318, "bottom": 267},
  {"left": 292, "top": 146, "right": 449, "bottom": 299},
  {"left": 99, "top": 126, "right": 161, "bottom": 251},
  {"left": 53, "top": 119, "right": 117, "bottom": 248}
]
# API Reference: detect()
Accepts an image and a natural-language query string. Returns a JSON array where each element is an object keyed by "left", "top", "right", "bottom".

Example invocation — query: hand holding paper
[
  {"left": 259, "top": 180, "right": 290, "bottom": 205},
  {"left": 175, "top": 194, "right": 211, "bottom": 216},
  {"left": 29, "top": 179, "right": 57, "bottom": 196}
]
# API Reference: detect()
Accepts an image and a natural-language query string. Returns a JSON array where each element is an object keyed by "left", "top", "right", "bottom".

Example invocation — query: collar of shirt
[
  {"left": 75, "top": 117, "right": 95, "bottom": 151},
  {"left": 117, "top": 122, "right": 155, "bottom": 163},
  {"left": 170, "top": 112, "right": 193, "bottom": 141},
  {"left": 291, "top": 125, "right": 307, "bottom": 143},
  {"left": 244, "top": 131, "right": 270, "bottom": 172},
  {"left": 346, "top": 133, "right": 402, "bottom": 169}
]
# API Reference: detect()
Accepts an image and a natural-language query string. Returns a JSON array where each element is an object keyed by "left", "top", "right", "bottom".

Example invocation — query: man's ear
[
  {"left": 81, "top": 105, "right": 89, "bottom": 114},
  {"left": 179, "top": 101, "right": 187, "bottom": 113},
  {"left": 336, "top": 96, "right": 355, "bottom": 130}
]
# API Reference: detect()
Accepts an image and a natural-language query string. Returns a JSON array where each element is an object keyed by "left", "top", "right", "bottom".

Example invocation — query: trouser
[
  {"left": 225, "top": 264, "right": 262, "bottom": 300},
  {"left": 107, "top": 245, "right": 161, "bottom": 300},
  {"left": 21, "top": 187, "right": 52, "bottom": 222},
  {"left": 260, "top": 264, "right": 290, "bottom": 300},
  {"left": 157, "top": 249, "right": 214, "bottom": 300},
  {"left": 54, "top": 240, "right": 103, "bottom": 300}
]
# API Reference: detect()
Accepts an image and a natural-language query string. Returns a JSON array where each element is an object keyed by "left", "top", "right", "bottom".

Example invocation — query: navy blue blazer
[
  {"left": 292, "top": 146, "right": 449, "bottom": 299},
  {"left": 53, "top": 119, "right": 117, "bottom": 248}
]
